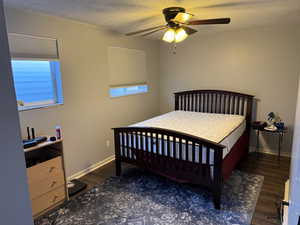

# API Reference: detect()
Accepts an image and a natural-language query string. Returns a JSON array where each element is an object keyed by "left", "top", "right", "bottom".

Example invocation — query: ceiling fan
[{"left": 126, "top": 7, "right": 231, "bottom": 43}]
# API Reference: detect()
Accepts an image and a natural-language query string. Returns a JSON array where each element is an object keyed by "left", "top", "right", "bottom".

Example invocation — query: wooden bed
[{"left": 113, "top": 90, "right": 254, "bottom": 209}]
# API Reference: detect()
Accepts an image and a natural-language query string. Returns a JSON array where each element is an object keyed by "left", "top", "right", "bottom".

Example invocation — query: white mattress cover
[{"left": 130, "top": 111, "right": 246, "bottom": 159}]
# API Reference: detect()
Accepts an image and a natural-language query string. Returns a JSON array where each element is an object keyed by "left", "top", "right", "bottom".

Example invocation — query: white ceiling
[{"left": 4, "top": 0, "right": 300, "bottom": 39}]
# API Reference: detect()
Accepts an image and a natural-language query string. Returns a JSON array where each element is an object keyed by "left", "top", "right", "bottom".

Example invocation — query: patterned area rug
[{"left": 35, "top": 169, "right": 263, "bottom": 225}]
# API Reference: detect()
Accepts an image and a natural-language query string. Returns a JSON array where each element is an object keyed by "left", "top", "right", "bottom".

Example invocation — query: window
[
  {"left": 11, "top": 60, "right": 63, "bottom": 110},
  {"left": 108, "top": 47, "right": 148, "bottom": 98},
  {"left": 110, "top": 84, "right": 148, "bottom": 98},
  {"left": 8, "top": 33, "right": 62, "bottom": 110}
]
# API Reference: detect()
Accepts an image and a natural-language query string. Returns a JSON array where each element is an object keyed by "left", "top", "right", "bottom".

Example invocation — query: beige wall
[
  {"left": 160, "top": 25, "right": 300, "bottom": 155},
  {"left": 4, "top": 7, "right": 160, "bottom": 177},
  {"left": 4, "top": 6, "right": 299, "bottom": 181},
  {"left": 0, "top": 1, "right": 33, "bottom": 224}
]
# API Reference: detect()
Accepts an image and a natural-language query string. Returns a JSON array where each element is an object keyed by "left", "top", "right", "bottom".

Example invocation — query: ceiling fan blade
[
  {"left": 172, "top": 12, "right": 194, "bottom": 23},
  {"left": 126, "top": 25, "right": 166, "bottom": 36},
  {"left": 141, "top": 26, "right": 168, "bottom": 36},
  {"left": 203, "top": 2, "right": 252, "bottom": 8},
  {"left": 188, "top": 18, "right": 231, "bottom": 25},
  {"left": 181, "top": 26, "right": 198, "bottom": 35},
  {"left": 202, "top": 0, "right": 275, "bottom": 9}
]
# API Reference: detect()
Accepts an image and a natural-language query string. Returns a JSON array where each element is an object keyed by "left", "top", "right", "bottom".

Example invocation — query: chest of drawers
[{"left": 25, "top": 139, "right": 68, "bottom": 218}]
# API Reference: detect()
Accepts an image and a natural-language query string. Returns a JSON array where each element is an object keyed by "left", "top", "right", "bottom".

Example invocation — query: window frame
[
  {"left": 11, "top": 58, "right": 64, "bottom": 111},
  {"left": 109, "top": 84, "right": 149, "bottom": 98}
]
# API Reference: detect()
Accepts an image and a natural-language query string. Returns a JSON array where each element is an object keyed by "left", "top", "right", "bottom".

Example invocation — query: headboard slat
[
  {"left": 174, "top": 90, "right": 254, "bottom": 130},
  {"left": 236, "top": 96, "right": 240, "bottom": 115}
]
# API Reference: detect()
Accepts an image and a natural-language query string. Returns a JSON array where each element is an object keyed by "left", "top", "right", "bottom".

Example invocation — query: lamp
[
  {"left": 162, "top": 28, "right": 176, "bottom": 43},
  {"left": 175, "top": 27, "right": 188, "bottom": 43},
  {"left": 162, "top": 27, "right": 189, "bottom": 43}
]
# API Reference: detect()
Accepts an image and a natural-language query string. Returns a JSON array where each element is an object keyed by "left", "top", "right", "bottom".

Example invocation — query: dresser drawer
[
  {"left": 29, "top": 172, "right": 65, "bottom": 200},
  {"left": 31, "top": 186, "right": 66, "bottom": 216},
  {"left": 27, "top": 157, "right": 63, "bottom": 183}
]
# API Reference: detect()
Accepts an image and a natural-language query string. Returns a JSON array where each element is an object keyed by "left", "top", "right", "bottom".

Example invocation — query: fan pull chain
[{"left": 172, "top": 43, "right": 177, "bottom": 54}]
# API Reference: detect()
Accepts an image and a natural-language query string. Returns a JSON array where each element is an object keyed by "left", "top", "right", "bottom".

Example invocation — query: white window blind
[
  {"left": 8, "top": 33, "right": 59, "bottom": 60},
  {"left": 108, "top": 47, "right": 147, "bottom": 86}
]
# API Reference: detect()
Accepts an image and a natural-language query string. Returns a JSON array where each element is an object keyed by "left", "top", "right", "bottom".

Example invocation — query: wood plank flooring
[
  {"left": 238, "top": 153, "right": 290, "bottom": 225},
  {"left": 77, "top": 153, "right": 290, "bottom": 225}
]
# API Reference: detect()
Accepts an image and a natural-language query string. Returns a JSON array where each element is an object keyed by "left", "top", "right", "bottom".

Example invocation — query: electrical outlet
[{"left": 106, "top": 140, "right": 110, "bottom": 148}]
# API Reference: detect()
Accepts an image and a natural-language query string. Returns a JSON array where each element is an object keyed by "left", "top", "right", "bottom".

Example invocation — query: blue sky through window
[
  {"left": 11, "top": 60, "right": 57, "bottom": 104},
  {"left": 110, "top": 85, "right": 148, "bottom": 98}
]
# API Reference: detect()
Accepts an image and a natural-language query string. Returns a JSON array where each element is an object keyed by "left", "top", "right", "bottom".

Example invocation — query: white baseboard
[
  {"left": 249, "top": 146, "right": 291, "bottom": 157},
  {"left": 68, "top": 155, "right": 115, "bottom": 181}
]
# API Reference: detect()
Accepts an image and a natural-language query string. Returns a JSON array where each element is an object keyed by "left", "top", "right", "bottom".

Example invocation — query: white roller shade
[
  {"left": 8, "top": 33, "right": 59, "bottom": 60},
  {"left": 108, "top": 47, "right": 147, "bottom": 86}
]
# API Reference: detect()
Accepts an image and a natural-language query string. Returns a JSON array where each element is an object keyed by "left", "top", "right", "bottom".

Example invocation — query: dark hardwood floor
[
  {"left": 239, "top": 153, "right": 290, "bottom": 225},
  {"left": 77, "top": 153, "right": 290, "bottom": 225}
]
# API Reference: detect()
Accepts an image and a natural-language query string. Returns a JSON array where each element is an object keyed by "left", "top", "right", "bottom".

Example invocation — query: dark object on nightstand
[
  {"left": 68, "top": 179, "right": 87, "bottom": 197},
  {"left": 252, "top": 121, "right": 287, "bottom": 160},
  {"left": 31, "top": 128, "right": 35, "bottom": 139},
  {"left": 23, "top": 126, "right": 47, "bottom": 148},
  {"left": 35, "top": 136, "right": 47, "bottom": 144},
  {"left": 50, "top": 136, "right": 57, "bottom": 142},
  {"left": 27, "top": 126, "right": 31, "bottom": 140},
  {"left": 23, "top": 136, "right": 48, "bottom": 149},
  {"left": 275, "top": 122, "right": 285, "bottom": 130},
  {"left": 252, "top": 121, "right": 267, "bottom": 130},
  {"left": 23, "top": 139, "right": 38, "bottom": 149}
]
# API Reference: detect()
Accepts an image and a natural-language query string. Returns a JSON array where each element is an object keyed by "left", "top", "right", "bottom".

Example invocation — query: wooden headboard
[{"left": 174, "top": 90, "right": 254, "bottom": 129}]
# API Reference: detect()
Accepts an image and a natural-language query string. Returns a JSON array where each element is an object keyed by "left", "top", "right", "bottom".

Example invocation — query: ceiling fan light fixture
[
  {"left": 162, "top": 28, "right": 176, "bottom": 43},
  {"left": 162, "top": 27, "right": 189, "bottom": 43},
  {"left": 175, "top": 27, "right": 188, "bottom": 43},
  {"left": 125, "top": 7, "right": 231, "bottom": 45}
]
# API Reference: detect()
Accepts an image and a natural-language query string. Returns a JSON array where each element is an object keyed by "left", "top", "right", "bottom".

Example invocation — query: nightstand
[{"left": 252, "top": 122, "right": 287, "bottom": 160}]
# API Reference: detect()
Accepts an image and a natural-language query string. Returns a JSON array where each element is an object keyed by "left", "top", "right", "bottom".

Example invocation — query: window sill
[{"left": 18, "top": 103, "right": 63, "bottom": 112}]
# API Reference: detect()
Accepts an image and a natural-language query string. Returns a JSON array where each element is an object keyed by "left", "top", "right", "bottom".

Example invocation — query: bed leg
[
  {"left": 213, "top": 190, "right": 221, "bottom": 210},
  {"left": 115, "top": 158, "right": 121, "bottom": 176},
  {"left": 114, "top": 130, "right": 122, "bottom": 176}
]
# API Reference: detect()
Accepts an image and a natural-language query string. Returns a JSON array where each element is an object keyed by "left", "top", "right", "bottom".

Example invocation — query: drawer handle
[
  {"left": 49, "top": 167, "right": 56, "bottom": 173},
  {"left": 52, "top": 195, "right": 58, "bottom": 203},
  {"left": 50, "top": 181, "right": 57, "bottom": 187}
]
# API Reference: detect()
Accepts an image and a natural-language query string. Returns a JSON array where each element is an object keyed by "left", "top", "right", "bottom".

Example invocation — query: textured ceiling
[{"left": 4, "top": 0, "right": 300, "bottom": 39}]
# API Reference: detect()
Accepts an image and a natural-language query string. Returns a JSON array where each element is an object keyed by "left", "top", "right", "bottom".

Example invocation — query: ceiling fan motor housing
[{"left": 163, "top": 7, "right": 186, "bottom": 27}]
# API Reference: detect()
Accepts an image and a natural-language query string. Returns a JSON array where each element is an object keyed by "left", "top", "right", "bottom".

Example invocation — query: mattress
[{"left": 121, "top": 111, "right": 245, "bottom": 165}]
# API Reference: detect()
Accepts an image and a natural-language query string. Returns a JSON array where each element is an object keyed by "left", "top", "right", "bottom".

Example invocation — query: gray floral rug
[{"left": 35, "top": 169, "right": 263, "bottom": 225}]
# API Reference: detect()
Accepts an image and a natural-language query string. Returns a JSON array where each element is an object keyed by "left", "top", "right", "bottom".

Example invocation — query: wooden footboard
[{"left": 113, "top": 126, "right": 225, "bottom": 209}]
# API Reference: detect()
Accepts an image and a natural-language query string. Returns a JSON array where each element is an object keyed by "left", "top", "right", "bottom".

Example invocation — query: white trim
[
  {"left": 18, "top": 102, "right": 63, "bottom": 112},
  {"left": 249, "top": 146, "right": 291, "bottom": 157},
  {"left": 12, "top": 57, "right": 59, "bottom": 61},
  {"left": 22, "top": 100, "right": 55, "bottom": 107},
  {"left": 109, "top": 83, "right": 147, "bottom": 88},
  {"left": 67, "top": 155, "right": 115, "bottom": 181}
]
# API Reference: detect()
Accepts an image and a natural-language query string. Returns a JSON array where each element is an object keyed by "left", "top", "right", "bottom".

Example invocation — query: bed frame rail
[{"left": 113, "top": 126, "right": 225, "bottom": 209}]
